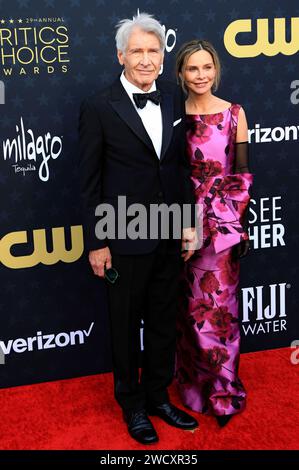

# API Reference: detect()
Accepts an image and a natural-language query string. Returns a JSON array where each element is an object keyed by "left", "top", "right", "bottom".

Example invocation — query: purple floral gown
[{"left": 176, "top": 104, "right": 253, "bottom": 416}]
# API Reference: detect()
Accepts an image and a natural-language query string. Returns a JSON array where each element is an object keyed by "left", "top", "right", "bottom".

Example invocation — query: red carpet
[{"left": 0, "top": 347, "right": 298, "bottom": 450}]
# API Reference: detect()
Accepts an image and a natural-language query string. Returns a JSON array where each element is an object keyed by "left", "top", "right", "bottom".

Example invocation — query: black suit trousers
[{"left": 107, "top": 241, "right": 181, "bottom": 412}]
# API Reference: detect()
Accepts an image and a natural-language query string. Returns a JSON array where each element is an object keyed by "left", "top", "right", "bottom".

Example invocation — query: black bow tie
[{"left": 132, "top": 90, "right": 161, "bottom": 109}]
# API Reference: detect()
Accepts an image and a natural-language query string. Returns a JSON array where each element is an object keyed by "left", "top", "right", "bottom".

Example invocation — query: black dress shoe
[
  {"left": 216, "top": 414, "right": 233, "bottom": 427},
  {"left": 147, "top": 402, "right": 198, "bottom": 430},
  {"left": 123, "top": 409, "right": 158, "bottom": 444}
]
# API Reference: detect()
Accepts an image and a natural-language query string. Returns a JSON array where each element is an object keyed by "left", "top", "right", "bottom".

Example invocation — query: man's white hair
[{"left": 115, "top": 12, "right": 165, "bottom": 54}]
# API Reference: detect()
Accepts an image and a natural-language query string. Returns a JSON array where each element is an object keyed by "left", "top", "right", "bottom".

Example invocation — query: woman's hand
[{"left": 233, "top": 239, "right": 250, "bottom": 259}]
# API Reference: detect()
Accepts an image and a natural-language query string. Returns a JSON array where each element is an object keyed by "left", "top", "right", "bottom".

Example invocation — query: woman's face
[{"left": 182, "top": 49, "right": 216, "bottom": 95}]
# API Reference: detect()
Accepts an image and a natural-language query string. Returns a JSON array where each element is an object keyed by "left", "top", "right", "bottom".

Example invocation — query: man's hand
[
  {"left": 181, "top": 227, "right": 197, "bottom": 262},
  {"left": 89, "top": 247, "right": 112, "bottom": 277}
]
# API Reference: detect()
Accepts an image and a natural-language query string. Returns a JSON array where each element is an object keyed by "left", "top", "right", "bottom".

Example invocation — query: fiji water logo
[
  {"left": 241, "top": 282, "right": 289, "bottom": 335},
  {"left": 2, "top": 117, "right": 63, "bottom": 182}
]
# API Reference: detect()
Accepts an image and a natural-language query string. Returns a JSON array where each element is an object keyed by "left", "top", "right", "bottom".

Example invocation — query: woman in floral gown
[{"left": 175, "top": 40, "right": 253, "bottom": 427}]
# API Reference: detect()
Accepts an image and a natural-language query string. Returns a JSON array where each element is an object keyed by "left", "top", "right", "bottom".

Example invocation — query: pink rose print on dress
[
  {"left": 230, "top": 104, "right": 240, "bottom": 117},
  {"left": 201, "top": 113, "right": 224, "bottom": 126},
  {"left": 218, "top": 288, "right": 230, "bottom": 303},
  {"left": 200, "top": 346, "right": 230, "bottom": 373},
  {"left": 220, "top": 174, "right": 245, "bottom": 197},
  {"left": 191, "top": 159, "right": 222, "bottom": 179},
  {"left": 215, "top": 199, "right": 229, "bottom": 212},
  {"left": 200, "top": 271, "right": 220, "bottom": 294},
  {"left": 188, "top": 121, "right": 213, "bottom": 145},
  {"left": 205, "top": 216, "right": 218, "bottom": 244},
  {"left": 208, "top": 306, "right": 237, "bottom": 341},
  {"left": 217, "top": 253, "right": 240, "bottom": 286},
  {"left": 190, "top": 298, "right": 214, "bottom": 323}
]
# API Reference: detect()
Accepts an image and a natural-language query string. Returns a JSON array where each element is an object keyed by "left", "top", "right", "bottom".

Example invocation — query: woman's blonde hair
[{"left": 175, "top": 39, "right": 221, "bottom": 94}]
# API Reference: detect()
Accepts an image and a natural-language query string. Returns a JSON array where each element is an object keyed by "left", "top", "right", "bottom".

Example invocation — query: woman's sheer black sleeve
[
  {"left": 233, "top": 141, "right": 250, "bottom": 174},
  {"left": 233, "top": 141, "right": 253, "bottom": 238}
]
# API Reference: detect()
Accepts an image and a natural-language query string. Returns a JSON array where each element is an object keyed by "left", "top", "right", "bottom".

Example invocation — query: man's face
[{"left": 118, "top": 27, "right": 164, "bottom": 92}]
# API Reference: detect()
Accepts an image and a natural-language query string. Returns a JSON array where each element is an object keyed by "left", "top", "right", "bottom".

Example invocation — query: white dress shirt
[{"left": 120, "top": 71, "right": 163, "bottom": 159}]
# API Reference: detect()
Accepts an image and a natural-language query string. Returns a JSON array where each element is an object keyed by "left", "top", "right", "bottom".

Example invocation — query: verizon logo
[{"left": 0, "top": 322, "right": 94, "bottom": 356}]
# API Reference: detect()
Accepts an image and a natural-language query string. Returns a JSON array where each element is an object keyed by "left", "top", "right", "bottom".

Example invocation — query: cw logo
[
  {"left": 224, "top": 17, "right": 299, "bottom": 58},
  {"left": 0, "top": 226, "right": 83, "bottom": 269}
]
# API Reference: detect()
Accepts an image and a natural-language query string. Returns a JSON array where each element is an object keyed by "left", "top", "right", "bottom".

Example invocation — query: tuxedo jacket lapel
[
  {"left": 159, "top": 87, "right": 174, "bottom": 161},
  {"left": 109, "top": 79, "right": 156, "bottom": 154},
  {"left": 108, "top": 78, "right": 174, "bottom": 161}
]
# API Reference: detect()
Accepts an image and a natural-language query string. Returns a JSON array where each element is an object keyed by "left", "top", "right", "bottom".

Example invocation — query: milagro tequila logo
[
  {"left": 241, "top": 282, "right": 289, "bottom": 335},
  {"left": 2, "top": 117, "right": 63, "bottom": 182}
]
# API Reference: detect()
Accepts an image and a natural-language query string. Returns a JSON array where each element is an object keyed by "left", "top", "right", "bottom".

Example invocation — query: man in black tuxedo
[{"left": 79, "top": 12, "right": 198, "bottom": 444}]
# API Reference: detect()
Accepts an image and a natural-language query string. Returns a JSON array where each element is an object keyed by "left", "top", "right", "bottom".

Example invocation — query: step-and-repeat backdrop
[{"left": 0, "top": 0, "right": 298, "bottom": 387}]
